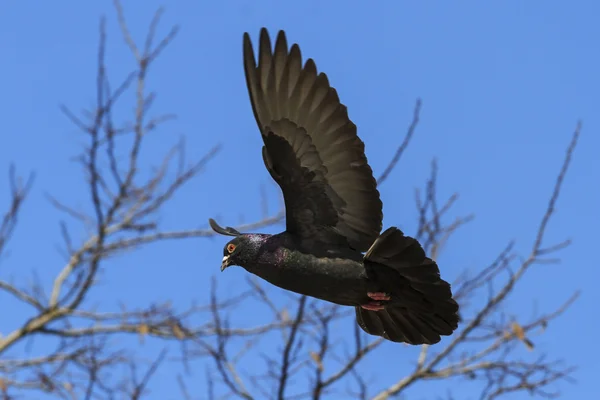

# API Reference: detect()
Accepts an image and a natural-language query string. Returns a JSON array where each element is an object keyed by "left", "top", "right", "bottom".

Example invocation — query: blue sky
[{"left": 0, "top": 1, "right": 598, "bottom": 399}]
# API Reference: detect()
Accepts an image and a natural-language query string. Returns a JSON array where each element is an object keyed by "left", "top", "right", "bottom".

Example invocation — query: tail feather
[{"left": 356, "top": 227, "right": 459, "bottom": 345}]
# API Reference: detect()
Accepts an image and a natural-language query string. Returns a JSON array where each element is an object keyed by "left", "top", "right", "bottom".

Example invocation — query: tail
[{"left": 356, "top": 227, "right": 459, "bottom": 345}]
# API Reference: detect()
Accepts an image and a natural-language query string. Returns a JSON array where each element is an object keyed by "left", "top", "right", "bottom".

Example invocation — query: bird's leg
[
  {"left": 361, "top": 302, "right": 385, "bottom": 311},
  {"left": 367, "top": 292, "right": 391, "bottom": 301},
  {"left": 360, "top": 292, "right": 391, "bottom": 311}
]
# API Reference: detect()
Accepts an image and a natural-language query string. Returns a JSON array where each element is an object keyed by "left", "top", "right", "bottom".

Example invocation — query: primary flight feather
[{"left": 209, "top": 28, "right": 459, "bottom": 344}]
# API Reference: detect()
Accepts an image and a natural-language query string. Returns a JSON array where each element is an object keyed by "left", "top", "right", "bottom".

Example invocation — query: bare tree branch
[
  {"left": 0, "top": 2, "right": 283, "bottom": 399},
  {"left": 0, "top": 2, "right": 580, "bottom": 399},
  {"left": 377, "top": 98, "right": 422, "bottom": 184},
  {"left": 370, "top": 121, "right": 581, "bottom": 400},
  {"left": 0, "top": 165, "right": 33, "bottom": 259}
]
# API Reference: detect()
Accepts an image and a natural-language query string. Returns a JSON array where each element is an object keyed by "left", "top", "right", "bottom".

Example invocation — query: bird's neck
[{"left": 236, "top": 233, "right": 275, "bottom": 269}]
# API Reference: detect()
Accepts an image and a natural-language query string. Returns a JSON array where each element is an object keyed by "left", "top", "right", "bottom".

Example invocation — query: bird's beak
[{"left": 221, "top": 255, "right": 232, "bottom": 272}]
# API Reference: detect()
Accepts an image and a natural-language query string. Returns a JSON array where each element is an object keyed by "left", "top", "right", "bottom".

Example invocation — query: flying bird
[{"left": 209, "top": 28, "right": 459, "bottom": 344}]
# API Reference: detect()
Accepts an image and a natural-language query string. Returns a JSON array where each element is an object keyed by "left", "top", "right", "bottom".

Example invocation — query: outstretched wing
[{"left": 243, "top": 28, "right": 383, "bottom": 251}]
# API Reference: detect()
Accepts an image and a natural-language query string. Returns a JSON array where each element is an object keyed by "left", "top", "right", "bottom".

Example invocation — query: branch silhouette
[{"left": 0, "top": 2, "right": 580, "bottom": 399}]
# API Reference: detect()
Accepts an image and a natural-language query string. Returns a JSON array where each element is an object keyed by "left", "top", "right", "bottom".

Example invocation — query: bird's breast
[{"left": 248, "top": 249, "right": 373, "bottom": 306}]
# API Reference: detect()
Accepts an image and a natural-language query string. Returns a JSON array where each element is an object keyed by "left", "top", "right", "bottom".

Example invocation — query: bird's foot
[
  {"left": 360, "top": 292, "right": 391, "bottom": 311},
  {"left": 367, "top": 292, "right": 391, "bottom": 301},
  {"left": 361, "top": 302, "right": 386, "bottom": 311}
]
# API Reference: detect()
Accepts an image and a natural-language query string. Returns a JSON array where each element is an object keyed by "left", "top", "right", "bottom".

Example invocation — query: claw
[
  {"left": 361, "top": 301, "right": 386, "bottom": 311},
  {"left": 367, "top": 292, "right": 391, "bottom": 301}
]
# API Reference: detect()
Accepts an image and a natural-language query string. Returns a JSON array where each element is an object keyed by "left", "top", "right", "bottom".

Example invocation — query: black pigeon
[{"left": 209, "top": 28, "right": 459, "bottom": 344}]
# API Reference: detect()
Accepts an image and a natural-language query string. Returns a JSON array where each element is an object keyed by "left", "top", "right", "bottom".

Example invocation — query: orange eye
[{"left": 227, "top": 243, "right": 236, "bottom": 253}]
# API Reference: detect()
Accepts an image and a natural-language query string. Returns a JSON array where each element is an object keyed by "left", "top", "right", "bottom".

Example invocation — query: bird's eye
[{"left": 227, "top": 243, "right": 236, "bottom": 253}]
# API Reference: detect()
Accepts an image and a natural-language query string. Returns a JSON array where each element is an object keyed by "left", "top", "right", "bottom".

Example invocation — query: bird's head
[
  {"left": 209, "top": 218, "right": 267, "bottom": 272},
  {"left": 220, "top": 235, "right": 259, "bottom": 271}
]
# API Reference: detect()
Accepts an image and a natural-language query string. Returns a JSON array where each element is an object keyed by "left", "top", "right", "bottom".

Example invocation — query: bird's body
[
  {"left": 239, "top": 233, "right": 371, "bottom": 306},
  {"left": 209, "top": 28, "right": 460, "bottom": 344}
]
